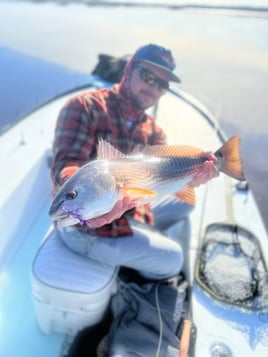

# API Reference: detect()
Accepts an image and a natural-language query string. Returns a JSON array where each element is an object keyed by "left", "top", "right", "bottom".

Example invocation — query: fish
[{"left": 49, "top": 135, "right": 245, "bottom": 227}]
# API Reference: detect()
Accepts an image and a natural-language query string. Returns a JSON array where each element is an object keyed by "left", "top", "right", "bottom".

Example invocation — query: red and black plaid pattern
[{"left": 50, "top": 84, "right": 166, "bottom": 236}]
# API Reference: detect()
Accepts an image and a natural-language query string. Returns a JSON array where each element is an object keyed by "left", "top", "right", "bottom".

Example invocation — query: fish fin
[
  {"left": 141, "top": 144, "right": 203, "bottom": 157},
  {"left": 175, "top": 187, "right": 196, "bottom": 206},
  {"left": 122, "top": 187, "right": 157, "bottom": 200},
  {"left": 214, "top": 135, "right": 246, "bottom": 181},
  {"left": 97, "top": 139, "right": 127, "bottom": 160},
  {"left": 130, "top": 144, "right": 144, "bottom": 155}
]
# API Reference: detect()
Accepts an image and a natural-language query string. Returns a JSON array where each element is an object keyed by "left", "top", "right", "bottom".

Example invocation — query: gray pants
[{"left": 58, "top": 200, "right": 193, "bottom": 280}]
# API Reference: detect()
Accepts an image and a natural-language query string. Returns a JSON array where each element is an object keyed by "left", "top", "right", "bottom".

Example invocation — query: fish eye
[{"left": 65, "top": 190, "right": 78, "bottom": 200}]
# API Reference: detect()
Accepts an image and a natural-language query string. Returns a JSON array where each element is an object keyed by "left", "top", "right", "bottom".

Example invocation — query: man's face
[{"left": 129, "top": 62, "right": 170, "bottom": 110}]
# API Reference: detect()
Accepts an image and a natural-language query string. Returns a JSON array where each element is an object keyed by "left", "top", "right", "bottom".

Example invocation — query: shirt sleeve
[{"left": 50, "top": 95, "right": 98, "bottom": 186}]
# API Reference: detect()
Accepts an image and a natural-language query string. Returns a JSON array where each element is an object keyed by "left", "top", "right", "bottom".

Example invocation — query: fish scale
[
  {"left": 108, "top": 156, "right": 205, "bottom": 189},
  {"left": 49, "top": 136, "right": 245, "bottom": 226}
]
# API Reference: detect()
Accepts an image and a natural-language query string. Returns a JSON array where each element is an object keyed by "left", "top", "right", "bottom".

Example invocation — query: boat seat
[{"left": 31, "top": 226, "right": 118, "bottom": 336}]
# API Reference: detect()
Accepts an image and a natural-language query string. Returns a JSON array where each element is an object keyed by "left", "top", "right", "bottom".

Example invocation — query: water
[
  {"left": 0, "top": 0, "right": 267, "bottom": 231},
  {"left": 0, "top": 46, "right": 90, "bottom": 132}
]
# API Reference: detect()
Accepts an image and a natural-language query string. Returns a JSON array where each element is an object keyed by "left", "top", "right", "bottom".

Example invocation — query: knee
[
  {"left": 159, "top": 244, "right": 183, "bottom": 279},
  {"left": 169, "top": 245, "right": 184, "bottom": 276}
]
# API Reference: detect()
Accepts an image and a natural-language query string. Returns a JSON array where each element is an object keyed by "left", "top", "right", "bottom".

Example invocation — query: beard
[{"left": 130, "top": 90, "right": 157, "bottom": 110}]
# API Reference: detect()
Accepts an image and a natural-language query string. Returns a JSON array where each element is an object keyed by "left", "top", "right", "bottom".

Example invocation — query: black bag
[{"left": 91, "top": 54, "right": 129, "bottom": 83}]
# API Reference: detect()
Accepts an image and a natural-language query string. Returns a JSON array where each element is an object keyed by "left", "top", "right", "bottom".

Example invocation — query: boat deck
[
  {"left": 0, "top": 202, "right": 64, "bottom": 356},
  {"left": 1, "top": 83, "right": 268, "bottom": 356}
]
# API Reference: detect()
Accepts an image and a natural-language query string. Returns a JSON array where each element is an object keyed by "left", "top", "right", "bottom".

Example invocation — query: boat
[{"left": 1, "top": 54, "right": 268, "bottom": 357}]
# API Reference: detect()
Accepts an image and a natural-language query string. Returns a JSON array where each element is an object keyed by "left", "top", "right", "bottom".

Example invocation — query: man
[{"left": 51, "top": 44, "right": 218, "bottom": 280}]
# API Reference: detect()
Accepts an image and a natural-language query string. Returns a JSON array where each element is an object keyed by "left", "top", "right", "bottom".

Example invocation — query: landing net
[{"left": 196, "top": 223, "right": 268, "bottom": 309}]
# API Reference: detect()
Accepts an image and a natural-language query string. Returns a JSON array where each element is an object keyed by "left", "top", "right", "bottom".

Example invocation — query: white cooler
[{"left": 31, "top": 227, "right": 118, "bottom": 336}]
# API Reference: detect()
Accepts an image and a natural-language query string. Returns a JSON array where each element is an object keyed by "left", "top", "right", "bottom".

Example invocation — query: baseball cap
[{"left": 132, "top": 44, "right": 181, "bottom": 83}]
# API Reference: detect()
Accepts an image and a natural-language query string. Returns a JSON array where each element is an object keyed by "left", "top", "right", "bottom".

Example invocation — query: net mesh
[{"left": 196, "top": 223, "right": 268, "bottom": 309}]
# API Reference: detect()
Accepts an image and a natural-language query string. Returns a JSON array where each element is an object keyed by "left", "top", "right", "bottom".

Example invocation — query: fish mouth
[
  {"left": 49, "top": 209, "right": 82, "bottom": 227},
  {"left": 53, "top": 213, "right": 81, "bottom": 227}
]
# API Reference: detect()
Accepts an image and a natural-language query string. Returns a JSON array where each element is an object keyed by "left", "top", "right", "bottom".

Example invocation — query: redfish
[{"left": 49, "top": 136, "right": 245, "bottom": 226}]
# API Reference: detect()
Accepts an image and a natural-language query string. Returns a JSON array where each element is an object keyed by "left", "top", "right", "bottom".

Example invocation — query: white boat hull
[{"left": 1, "top": 79, "right": 267, "bottom": 356}]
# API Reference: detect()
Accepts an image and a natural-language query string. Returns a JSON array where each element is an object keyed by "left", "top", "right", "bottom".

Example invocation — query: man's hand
[
  {"left": 87, "top": 195, "right": 137, "bottom": 228},
  {"left": 189, "top": 152, "right": 219, "bottom": 188}
]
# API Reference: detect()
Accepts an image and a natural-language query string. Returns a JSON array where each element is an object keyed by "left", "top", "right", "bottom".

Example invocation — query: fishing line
[
  {"left": 116, "top": 277, "right": 165, "bottom": 357},
  {"left": 115, "top": 275, "right": 176, "bottom": 316},
  {"left": 155, "top": 282, "right": 164, "bottom": 357},
  {"left": 58, "top": 225, "right": 180, "bottom": 356},
  {"left": 110, "top": 274, "right": 169, "bottom": 356}
]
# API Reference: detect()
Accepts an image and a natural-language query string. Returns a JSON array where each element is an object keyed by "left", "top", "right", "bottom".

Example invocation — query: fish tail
[{"left": 214, "top": 135, "right": 246, "bottom": 181}]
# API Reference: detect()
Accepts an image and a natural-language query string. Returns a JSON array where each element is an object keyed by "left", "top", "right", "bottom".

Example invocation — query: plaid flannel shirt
[{"left": 51, "top": 84, "right": 167, "bottom": 237}]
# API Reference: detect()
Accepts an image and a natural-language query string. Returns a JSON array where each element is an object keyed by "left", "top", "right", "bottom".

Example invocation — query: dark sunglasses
[{"left": 135, "top": 65, "right": 169, "bottom": 92}]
